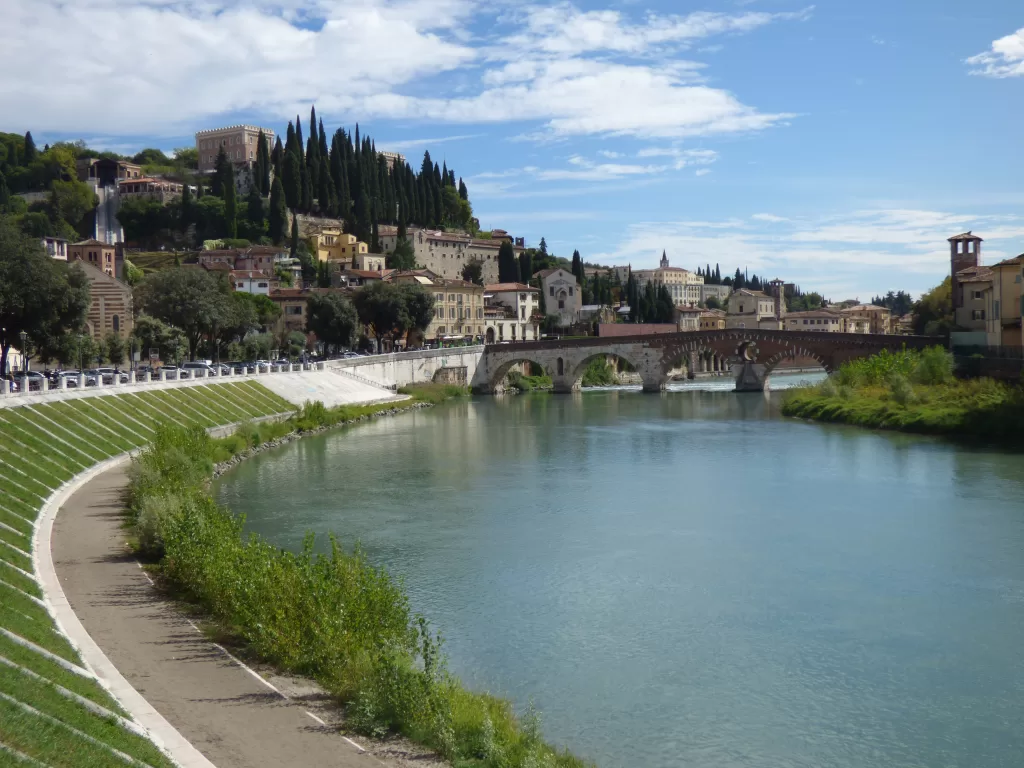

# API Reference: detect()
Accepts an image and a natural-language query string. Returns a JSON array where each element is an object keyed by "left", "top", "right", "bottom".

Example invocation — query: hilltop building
[
  {"left": 726, "top": 288, "right": 784, "bottom": 329},
  {"left": 379, "top": 226, "right": 525, "bottom": 284},
  {"left": 631, "top": 252, "right": 704, "bottom": 307},
  {"left": 68, "top": 239, "right": 119, "bottom": 278},
  {"left": 74, "top": 260, "right": 134, "bottom": 340},
  {"left": 536, "top": 267, "right": 581, "bottom": 327}
]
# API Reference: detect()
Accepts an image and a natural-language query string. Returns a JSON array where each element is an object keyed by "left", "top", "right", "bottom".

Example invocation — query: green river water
[{"left": 214, "top": 378, "right": 1024, "bottom": 768}]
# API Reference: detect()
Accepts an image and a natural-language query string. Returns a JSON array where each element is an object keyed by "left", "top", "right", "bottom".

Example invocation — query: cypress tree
[
  {"left": 714, "top": 263, "right": 721, "bottom": 283},
  {"left": 282, "top": 151, "right": 300, "bottom": 211},
  {"left": 300, "top": 165, "right": 312, "bottom": 213},
  {"left": 318, "top": 119, "right": 329, "bottom": 160},
  {"left": 256, "top": 131, "right": 271, "bottom": 195},
  {"left": 295, "top": 115, "right": 304, "bottom": 162},
  {"left": 397, "top": 217, "right": 407, "bottom": 241},
  {"left": 441, "top": 161, "right": 449, "bottom": 186},
  {"left": 23, "top": 132, "right": 36, "bottom": 164},
  {"left": 458, "top": 177, "right": 468, "bottom": 201},
  {"left": 290, "top": 215, "right": 299, "bottom": 258},
  {"left": 179, "top": 179, "right": 192, "bottom": 232},
  {"left": 223, "top": 165, "right": 237, "bottom": 238},
  {"left": 246, "top": 183, "right": 264, "bottom": 229},
  {"left": 269, "top": 177, "right": 287, "bottom": 244},
  {"left": 0, "top": 169, "right": 10, "bottom": 213},
  {"left": 285, "top": 122, "right": 296, "bottom": 156},
  {"left": 318, "top": 156, "right": 334, "bottom": 215},
  {"left": 371, "top": 221, "right": 381, "bottom": 253},
  {"left": 271, "top": 135, "right": 283, "bottom": 167},
  {"left": 212, "top": 146, "right": 230, "bottom": 197},
  {"left": 518, "top": 251, "right": 532, "bottom": 284},
  {"left": 498, "top": 241, "right": 519, "bottom": 283}
]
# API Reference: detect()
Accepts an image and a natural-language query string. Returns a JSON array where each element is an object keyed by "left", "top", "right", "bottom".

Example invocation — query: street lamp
[{"left": 19, "top": 331, "right": 28, "bottom": 374}]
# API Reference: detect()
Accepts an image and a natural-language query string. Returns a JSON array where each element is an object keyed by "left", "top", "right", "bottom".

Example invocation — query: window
[
  {"left": 112, "top": 315, "right": 119, "bottom": 333},
  {"left": 974, "top": 290, "right": 984, "bottom": 300},
  {"left": 286, "top": 306, "right": 302, "bottom": 316},
  {"left": 558, "top": 299, "right": 565, "bottom": 309},
  {"left": 972, "top": 309, "right": 985, "bottom": 320},
  {"left": 569, "top": 287, "right": 574, "bottom": 296},
  {"left": 258, "top": 282, "right": 268, "bottom": 288},
  {"left": 449, "top": 307, "right": 456, "bottom": 319},
  {"left": 549, "top": 287, "right": 554, "bottom": 296}
]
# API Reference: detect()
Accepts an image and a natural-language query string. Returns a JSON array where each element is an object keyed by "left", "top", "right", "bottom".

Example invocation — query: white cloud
[
  {"left": 636, "top": 146, "right": 718, "bottom": 168},
  {"left": 598, "top": 150, "right": 623, "bottom": 159},
  {"left": 2, "top": 0, "right": 805, "bottom": 143},
  {"left": 752, "top": 213, "right": 788, "bottom": 222},
  {"left": 967, "top": 27, "right": 1024, "bottom": 78},
  {"left": 695, "top": 168, "right": 712, "bottom": 176},
  {"left": 377, "top": 133, "right": 484, "bottom": 151},
  {"left": 501, "top": 4, "right": 813, "bottom": 57}
]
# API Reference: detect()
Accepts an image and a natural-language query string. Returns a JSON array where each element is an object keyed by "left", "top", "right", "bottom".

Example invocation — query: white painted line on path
[
  {"left": 341, "top": 736, "right": 367, "bottom": 753},
  {"left": 304, "top": 711, "right": 327, "bottom": 727},
  {"left": 211, "top": 642, "right": 288, "bottom": 699},
  {"left": 134, "top": 560, "right": 154, "bottom": 585}
]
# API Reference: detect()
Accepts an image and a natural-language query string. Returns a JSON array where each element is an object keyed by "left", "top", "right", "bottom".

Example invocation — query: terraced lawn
[{"left": 0, "top": 382, "right": 294, "bottom": 767}]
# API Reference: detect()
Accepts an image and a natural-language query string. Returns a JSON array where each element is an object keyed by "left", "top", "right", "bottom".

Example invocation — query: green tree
[
  {"left": 353, "top": 281, "right": 407, "bottom": 348},
  {"left": 497, "top": 241, "right": 519, "bottom": 283},
  {"left": 912, "top": 277, "right": 953, "bottom": 338},
  {"left": 245, "top": 183, "right": 264, "bottom": 231},
  {"left": 461, "top": 259, "right": 483, "bottom": 285},
  {"left": 518, "top": 251, "right": 533, "bottom": 285},
  {"left": 705, "top": 295, "right": 722, "bottom": 310},
  {"left": 23, "top": 131, "right": 36, "bottom": 164},
  {"left": 180, "top": 180, "right": 193, "bottom": 234},
  {"left": 397, "top": 282, "right": 435, "bottom": 339},
  {"left": 122, "top": 259, "right": 144, "bottom": 286},
  {"left": 131, "top": 314, "right": 188, "bottom": 365},
  {"left": 136, "top": 268, "right": 229, "bottom": 360},
  {"left": 223, "top": 164, "right": 237, "bottom": 239},
  {"left": 211, "top": 146, "right": 231, "bottom": 197},
  {"left": 104, "top": 331, "right": 127, "bottom": 367},
  {"left": 50, "top": 179, "right": 98, "bottom": 232},
  {"left": 282, "top": 150, "right": 300, "bottom": 211},
  {"left": 306, "top": 292, "right": 359, "bottom": 354},
  {"left": 0, "top": 220, "right": 90, "bottom": 375},
  {"left": 290, "top": 215, "right": 299, "bottom": 259},
  {"left": 388, "top": 237, "right": 417, "bottom": 271},
  {"left": 117, "top": 196, "right": 175, "bottom": 246},
  {"left": 256, "top": 130, "right": 270, "bottom": 195},
  {"left": 268, "top": 177, "right": 287, "bottom": 245}
]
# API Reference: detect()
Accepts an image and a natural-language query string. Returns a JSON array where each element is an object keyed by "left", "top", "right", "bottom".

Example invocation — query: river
[{"left": 214, "top": 377, "right": 1024, "bottom": 768}]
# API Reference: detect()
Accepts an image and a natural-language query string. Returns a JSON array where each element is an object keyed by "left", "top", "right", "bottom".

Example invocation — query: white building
[
  {"left": 536, "top": 268, "right": 580, "bottom": 327},
  {"left": 784, "top": 309, "right": 844, "bottom": 332},
  {"left": 41, "top": 236, "right": 68, "bottom": 261},
  {"left": 231, "top": 270, "right": 276, "bottom": 296},
  {"left": 631, "top": 252, "right": 704, "bottom": 307}
]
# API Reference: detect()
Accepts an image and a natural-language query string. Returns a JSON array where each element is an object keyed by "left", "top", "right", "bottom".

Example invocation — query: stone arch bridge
[{"left": 473, "top": 330, "right": 938, "bottom": 393}]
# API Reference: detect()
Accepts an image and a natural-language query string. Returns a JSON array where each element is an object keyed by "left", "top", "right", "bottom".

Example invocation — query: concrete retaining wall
[{"left": 327, "top": 347, "right": 484, "bottom": 389}]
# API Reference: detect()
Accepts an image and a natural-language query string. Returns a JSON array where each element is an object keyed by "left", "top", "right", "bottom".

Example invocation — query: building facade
[
  {"left": 726, "top": 289, "right": 782, "bottom": 329},
  {"left": 307, "top": 226, "right": 370, "bottom": 264},
  {"left": 77, "top": 158, "right": 142, "bottom": 186},
  {"left": 231, "top": 270, "right": 277, "bottom": 295},
  {"left": 42, "top": 236, "right": 68, "bottom": 261},
  {"left": 483, "top": 283, "right": 540, "bottom": 343},
  {"left": 118, "top": 177, "right": 184, "bottom": 204},
  {"left": 785, "top": 309, "right": 844, "bottom": 332},
  {"left": 69, "top": 239, "right": 118, "bottom": 278},
  {"left": 985, "top": 255, "right": 1023, "bottom": 347},
  {"left": 840, "top": 304, "right": 891, "bottom": 335},
  {"left": 631, "top": 252, "right": 704, "bottom": 307},
  {"left": 195, "top": 125, "right": 275, "bottom": 173},
  {"left": 952, "top": 265, "right": 993, "bottom": 334},
  {"left": 699, "top": 284, "right": 731, "bottom": 306},
  {"left": 699, "top": 309, "right": 726, "bottom": 330},
  {"left": 676, "top": 306, "right": 703, "bottom": 331},
  {"left": 74, "top": 260, "right": 134, "bottom": 340},
  {"left": 536, "top": 268, "right": 581, "bottom": 327},
  {"left": 379, "top": 226, "right": 525, "bottom": 284},
  {"left": 423, "top": 278, "right": 485, "bottom": 342}
]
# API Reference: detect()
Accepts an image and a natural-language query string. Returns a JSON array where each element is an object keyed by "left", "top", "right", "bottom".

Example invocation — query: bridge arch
[
  {"left": 568, "top": 351, "right": 642, "bottom": 389},
  {"left": 762, "top": 347, "right": 831, "bottom": 378},
  {"left": 487, "top": 355, "right": 551, "bottom": 393}
]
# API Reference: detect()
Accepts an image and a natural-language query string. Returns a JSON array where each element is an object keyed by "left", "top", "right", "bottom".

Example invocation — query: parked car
[
  {"left": 56, "top": 370, "right": 81, "bottom": 388},
  {"left": 181, "top": 362, "right": 215, "bottom": 377}
]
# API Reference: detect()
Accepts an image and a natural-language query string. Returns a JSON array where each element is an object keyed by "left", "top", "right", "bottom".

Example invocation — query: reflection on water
[{"left": 216, "top": 384, "right": 1024, "bottom": 768}]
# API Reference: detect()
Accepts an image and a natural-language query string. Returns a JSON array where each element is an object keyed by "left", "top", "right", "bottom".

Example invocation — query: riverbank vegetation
[
  {"left": 580, "top": 357, "right": 617, "bottom": 387},
  {"left": 782, "top": 347, "right": 1024, "bottom": 442},
  {"left": 128, "top": 390, "right": 590, "bottom": 768}
]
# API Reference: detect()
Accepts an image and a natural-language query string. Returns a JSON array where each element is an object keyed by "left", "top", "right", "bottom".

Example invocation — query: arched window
[{"left": 557, "top": 357, "right": 564, "bottom": 376}]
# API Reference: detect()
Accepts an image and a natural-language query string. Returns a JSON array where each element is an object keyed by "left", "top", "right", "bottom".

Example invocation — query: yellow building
[
  {"left": 699, "top": 309, "right": 726, "bottom": 330},
  {"left": 307, "top": 226, "right": 370, "bottom": 265},
  {"left": 394, "top": 275, "right": 485, "bottom": 342},
  {"left": 840, "top": 304, "right": 891, "bottom": 334},
  {"left": 985, "top": 255, "right": 1023, "bottom": 347},
  {"left": 785, "top": 309, "right": 844, "bottom": 332}
]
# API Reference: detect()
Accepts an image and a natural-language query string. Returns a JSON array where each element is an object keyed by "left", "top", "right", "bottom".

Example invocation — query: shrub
[
  {"left": 911, "top": 346, "right": 954, "bottom": 386},
  {"left": 887, "top": 373, "right": 916, "bottom": 405}
]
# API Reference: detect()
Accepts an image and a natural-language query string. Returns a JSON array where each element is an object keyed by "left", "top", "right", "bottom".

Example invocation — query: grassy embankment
[
  {"left": 129, "top": 382, "right": 592, "bottom": 768},
  {"left": 0, "top": 380, "right": 295, "bottom": 767},
  {"left": 781, "top": 347, "right": 1024, "bottom": 443}
]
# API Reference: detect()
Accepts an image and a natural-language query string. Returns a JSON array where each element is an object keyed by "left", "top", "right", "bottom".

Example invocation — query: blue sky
[{"left": 6, "top": 0, "right": 1024, "bottom": 299}]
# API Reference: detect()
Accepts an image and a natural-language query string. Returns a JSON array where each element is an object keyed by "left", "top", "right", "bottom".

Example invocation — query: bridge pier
[
  {"left": 551, "top": 375, "right": 580, "bottom": 394},
  {"left": 733, "top": 362, "right": 767, "bottom": 392}
]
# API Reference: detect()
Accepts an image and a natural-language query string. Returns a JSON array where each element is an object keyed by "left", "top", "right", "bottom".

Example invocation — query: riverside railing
[{"left": 0, "top": 361, "right": 328, "bottom": 399}]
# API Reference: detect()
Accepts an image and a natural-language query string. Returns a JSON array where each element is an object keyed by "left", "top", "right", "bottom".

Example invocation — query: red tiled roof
[
  {"left": 71, "top": 239, "right": 111, "bottom": 247},
  {"left": 955, "top": 265, "right": 993, "bottom": 282},
  {"left": 992, "top": 255, "right": 1024, "bottom": 268},
  {"left": 485, "top": 283, "right": 537, "bottom": 292},
  {"left": 948, "top": 231, "right": 983, "bottom": 242},
  {"left": 348, "top": 270, "right": 385, "bottom": 278}
]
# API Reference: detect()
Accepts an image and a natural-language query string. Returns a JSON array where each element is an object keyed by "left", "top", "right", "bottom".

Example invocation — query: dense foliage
[
  {"left": 127, "top": 398, "right": 589, "bottom": 768},
  {"left": 0, "top": 219, "right": 90, "bottom": 374},
  {"left": 783, "top": 347, "right": 1024, "bottom": 442}
]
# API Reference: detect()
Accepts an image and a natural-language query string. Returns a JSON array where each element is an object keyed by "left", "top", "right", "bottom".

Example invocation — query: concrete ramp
[{"left": 255, "top": 371, "right": 404, "bottom": 408}]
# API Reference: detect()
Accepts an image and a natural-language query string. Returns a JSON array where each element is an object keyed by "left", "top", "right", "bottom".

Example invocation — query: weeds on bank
[
  {"left": 783, "top": 347, "right": 1024, "bottom": 443},
  {"left": 127, "top": 390, "right": 588, "bottom": 767}
]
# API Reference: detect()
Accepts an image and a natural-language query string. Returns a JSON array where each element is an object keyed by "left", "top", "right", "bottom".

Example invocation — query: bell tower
[
  {"left": 660, "top": 250, "right": 669, "bottom": 269},
  {"left": 948, "top": 232, "right": 982, "bottom": 310}
]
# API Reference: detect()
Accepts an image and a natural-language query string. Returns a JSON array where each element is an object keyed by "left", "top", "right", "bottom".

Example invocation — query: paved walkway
[{"left": 51, "top": 465, "right": 382, "bottom": 768}]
